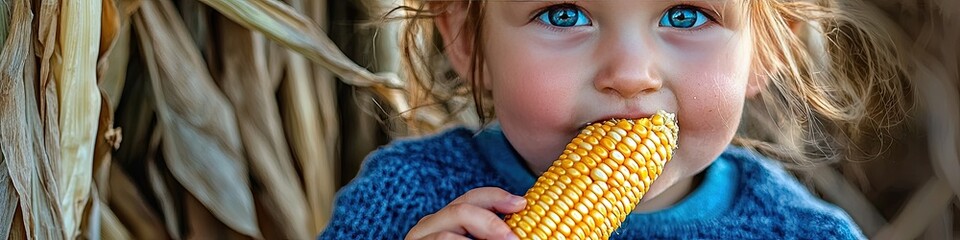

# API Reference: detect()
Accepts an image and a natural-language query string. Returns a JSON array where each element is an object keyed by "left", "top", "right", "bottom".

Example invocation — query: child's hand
[{"left": 405, "top": 187, "right": 525, "bottom": 240}]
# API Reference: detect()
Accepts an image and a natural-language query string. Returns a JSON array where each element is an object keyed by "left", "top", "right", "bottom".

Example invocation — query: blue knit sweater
[{"left": 320, "top": 125, "right": 865, "bottom": 239}]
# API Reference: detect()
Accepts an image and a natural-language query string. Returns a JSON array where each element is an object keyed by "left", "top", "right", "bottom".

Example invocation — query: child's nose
[{"left": 593, "top": 37, "right": 662, "bottom": 99}]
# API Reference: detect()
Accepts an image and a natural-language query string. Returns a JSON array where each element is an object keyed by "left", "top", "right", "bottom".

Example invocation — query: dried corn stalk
[
  {"left": 279, "top": 0, "right": 337, "bottom": 232},
  {"left": 280, "top": 49, "right": 337, "bottom": 233},
  {"left": 215, "top": 14, "right": 311, "bottom": 239},
  {"left": 134, "top": 0, "right": 260, "bottom": 237},
  {"left": 304, "top": 0, "right": 339, "bottom": 175}
]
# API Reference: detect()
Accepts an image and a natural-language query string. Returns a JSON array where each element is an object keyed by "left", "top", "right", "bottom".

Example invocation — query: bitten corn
[{"left": 505, "top": 110, "right": 679, "bottom": 240}]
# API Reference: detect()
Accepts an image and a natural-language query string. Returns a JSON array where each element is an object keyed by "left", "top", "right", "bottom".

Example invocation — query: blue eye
[
  {"left": 536, "top": 5, "right": 591, "bottom": 27},
  {"left": 659, "top": 6, "right": 710, "bottom": 29}
]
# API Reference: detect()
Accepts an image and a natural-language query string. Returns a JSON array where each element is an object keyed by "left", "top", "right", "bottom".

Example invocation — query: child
[{"left": 322, "top": 0, "right": 911, "bottom": 239}]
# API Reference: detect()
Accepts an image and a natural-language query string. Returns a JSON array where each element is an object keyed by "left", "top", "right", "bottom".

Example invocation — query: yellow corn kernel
[{"left": 505, "top": 110, "right": 679, "bottom": 240}]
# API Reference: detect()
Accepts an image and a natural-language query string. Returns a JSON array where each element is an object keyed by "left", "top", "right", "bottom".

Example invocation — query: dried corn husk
[
  {"left": 197, "top": 0, "right": 402, "bottom": 91},
  {"left": 92, "top": 91, "right": 120, "bottom": 202},
  {"left": 93, "top": 0, "right": 126, "bottom": 212},
  {"left": 281, "top": 50, "right": 336, "bottom": 233},
  {"left": 36, "top": 0, "right": 59, "bottom": 98},
  {"left": 79, "top": 186, "right": 102, "bottom": 240},
  {"left": 110, "top": 54, "right": 153, "bottom": 168},
  {"left": 176, "top": 0, "right": 210, "bottom": 57},
  {"left": 36, "top": 0, "right": 62, "bottom": 194},
  {"left": 55, "top": 1, "right": 104, "bottom": 238},
  {"left": 303, "top": 0, "right": 339, "bottom": 168},
  {"left": 300, "top": 0, "right": 338, "bottom": 157},
  {"left": 133, "top": 0, "right": 260, "bottom": 237},
  {"left": 214, "top": 14, "right": 311, "bottom": 239},
  {"left": 100, "top": 13, "right": 132, "bottom": 111},
  {"left": 93, "top": 1, "right": 126, "bottom": 216},
  {"left": 99, "top": 0, "right": 120, "bottom": 60},
  {"left": 98, "top": 201, "right": 132, "bottom": 240},
  {"left": 146, "top": 148, "right": 181, "bottom": 239},
  {"left": 1, "top": 157, "right": 17, "bottom": 239},
  {"left": 280, "top": 0, "right": 336, "bottom": 232},
  {"left": 0, "top": 0, "right": 64, "bottom": 238},
  {"left": 108, "top": 164, "right": 169, "bottom": 239},
  {"left": 10, "top": 207, "right": 26, "bottom": 239},
  {"left": 264, "top": 42, "right": 287, "bottom": 87},
  {"left": 107, "top": 49, "right": 167, "bottom": 238},
  {"left": 0, "top": 7, "right": 19, "bottom": 239},
  {"left": 0, "top": 0, "right": 10, "bottom": 44},
  {"left": 87, "top": 92, "right": 121, "bottom": 239},
  {"left": 184, "top": 194, "right": 251, "bottom": 240},
  {"left": 78, "top": 184, "right": 132, "bottom": 240}
]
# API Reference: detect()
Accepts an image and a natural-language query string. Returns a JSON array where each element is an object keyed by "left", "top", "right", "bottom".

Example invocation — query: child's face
[{"left": 479, "top": 1, "right": 758, "bottom": 201}]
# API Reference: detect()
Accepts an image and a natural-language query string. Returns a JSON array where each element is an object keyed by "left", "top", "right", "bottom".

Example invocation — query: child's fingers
[
  {"left": 410, "top": 203, "right": 517, "bottom": 240},
  {"left": 406, "top": 187, "right": 525, "bottom": 240},
  {"left": 449, "top": 187, "right": 526, "bottom": 213},
  {"left": 418, "top": 231, "right": 471, "bottom": 240}
]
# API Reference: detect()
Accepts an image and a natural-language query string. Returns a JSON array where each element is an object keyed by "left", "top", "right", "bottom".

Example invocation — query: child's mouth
[
  {"left": 584, "top": 112, "right": 658, "bottom": 129},
  {"left": 507, "top": 110, "right": 680, "bottom": 239}
]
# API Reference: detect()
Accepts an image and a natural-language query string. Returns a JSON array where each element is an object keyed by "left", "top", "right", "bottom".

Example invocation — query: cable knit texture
[{"left": 319, "top": 127, "right": 865, "bottom": 239}]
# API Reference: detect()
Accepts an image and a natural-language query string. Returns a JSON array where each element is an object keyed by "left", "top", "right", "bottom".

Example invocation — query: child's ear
[{"left": 435, "top": 3, "right": 474, "bottom": 80}]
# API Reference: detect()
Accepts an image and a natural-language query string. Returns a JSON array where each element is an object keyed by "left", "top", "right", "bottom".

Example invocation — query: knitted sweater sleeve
[{"left": 319, "top": 129, "right": 485, "bottom": 239}]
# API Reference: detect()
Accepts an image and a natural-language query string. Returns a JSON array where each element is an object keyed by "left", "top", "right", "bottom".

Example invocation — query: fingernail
[
  {"left": 505, "top": 232, "right": 519, "bottom": 240},
  {"left": 510, "top": 196, "right": 526, "bottom": 206}
]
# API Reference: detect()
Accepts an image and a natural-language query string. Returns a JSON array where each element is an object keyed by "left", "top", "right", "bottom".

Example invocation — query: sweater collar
[
  {"left": 474, "top": 123, "right": 740, "bottom": 225},
  {"left": 621, "top": 148, "right": 739, "bottom": 226},
  {"left": 474, "top": 123, "right": 538, "bottom": 195}
]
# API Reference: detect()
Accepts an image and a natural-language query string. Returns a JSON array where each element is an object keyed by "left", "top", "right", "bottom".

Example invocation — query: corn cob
[{"left": 505, "top": 110, "right": 679, "bottom": 240}]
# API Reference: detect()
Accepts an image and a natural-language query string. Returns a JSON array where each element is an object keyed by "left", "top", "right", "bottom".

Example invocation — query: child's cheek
[
  {"left": 666, "top": 33, "right": 752, "bottom": 139},
  {"left": 664, "top": 36, "right": 752, "bottom": 178},
  {"left": 678, "top": 79, "right": 744, "bottom": 139},
  {"left": 489, "top": 46, "right": 585, "bottom": 131},
  {"left": 487, "top": 46, "right": 588, "bottom": 167},
  {"left": 492, "top": 65, "right": 581, "bottom": 144}
]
